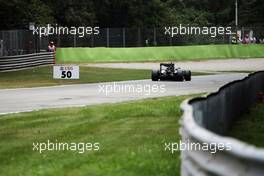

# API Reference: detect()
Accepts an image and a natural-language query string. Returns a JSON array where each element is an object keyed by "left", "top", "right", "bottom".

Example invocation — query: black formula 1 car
[{"left": 151, "top": 63, "right": 191, "bottom": 81}]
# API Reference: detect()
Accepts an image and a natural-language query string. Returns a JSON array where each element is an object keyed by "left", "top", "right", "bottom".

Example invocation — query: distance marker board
[{"left": 53, "top": 65, "right": 79, "bottom": 79}]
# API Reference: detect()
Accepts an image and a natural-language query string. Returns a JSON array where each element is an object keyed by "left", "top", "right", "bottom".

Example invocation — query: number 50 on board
[{"left": 53, "top": 65, "right": 80, "bottom": 79}]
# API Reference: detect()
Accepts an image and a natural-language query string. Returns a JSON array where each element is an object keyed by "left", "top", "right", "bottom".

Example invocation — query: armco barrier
[
  {"left": 0, "top": 52, "right": 54, "bottom": 72},
  {"left": 180, "top": 71, "right": 264, "bottom": 176}
]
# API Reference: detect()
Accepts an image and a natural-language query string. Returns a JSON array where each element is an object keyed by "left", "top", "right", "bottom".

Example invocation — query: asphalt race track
[
  {"left": 0, "top": 73, "right": 247, "bottom": 115},
  {"left": 85, "top": 58, "right": 264, "bottom": 72}
]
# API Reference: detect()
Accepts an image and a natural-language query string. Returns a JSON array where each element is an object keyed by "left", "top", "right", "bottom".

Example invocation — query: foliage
[
  {"left": 229, "top": 103, "right": 264, "bottom": 147},
  {"left": 0, "top": 0, "right": 263, "bottom": 29}
]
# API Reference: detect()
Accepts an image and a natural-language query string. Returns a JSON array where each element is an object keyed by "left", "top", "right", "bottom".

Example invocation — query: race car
[{"left": 151, "top": 63, "right": 191, "bottom": 81}]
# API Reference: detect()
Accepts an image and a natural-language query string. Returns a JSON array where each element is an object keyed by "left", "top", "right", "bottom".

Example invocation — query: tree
[
  {"left": 0, "top": 0, "right": 54, "bottom": 29},
  {"left": 0, "top": 0, "right": 263, "bottom": 30},
  {"left": 239, "top": 0, "right": 264, "bottom": 27}
]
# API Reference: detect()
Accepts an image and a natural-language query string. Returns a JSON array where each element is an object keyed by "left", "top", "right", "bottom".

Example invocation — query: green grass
[
  {"left": 0, "top": 95, "right": 194, "bottom": 176},
  {"left": 56, "top": 45, "right": 264, "bottom": 63},
  {"left": 220, "top": 70, "right": 254, "bottom": 73},
  {"left": 228, "top": 103, "right": 264, "bottom": 147},
  {"left": 0, "top": 66, "right": 209, "bottom": 89},
  {"left": 0, "top": 66, "right": 150, "bottom": 89}
]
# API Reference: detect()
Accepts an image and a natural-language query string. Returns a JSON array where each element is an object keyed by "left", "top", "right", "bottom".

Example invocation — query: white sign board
[{"left": 53, "top": 65, "right": 79, "bottom": 79}]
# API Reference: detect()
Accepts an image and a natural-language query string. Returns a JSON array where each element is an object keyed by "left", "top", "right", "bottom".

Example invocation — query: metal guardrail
[
  {"left": 0, "top": 52, "right": 54, "bottom": 72},
  {"left": 180, "top": 71, "right": 264, "bottom": 176}
]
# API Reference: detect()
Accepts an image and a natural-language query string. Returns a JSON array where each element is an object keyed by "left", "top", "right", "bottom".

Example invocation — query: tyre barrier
[
  {"left": 180, "top": 71, "right": 264, "bottom": 176},
  {"left": 0, "top": 52, "right": 54, "bottom": 72}
]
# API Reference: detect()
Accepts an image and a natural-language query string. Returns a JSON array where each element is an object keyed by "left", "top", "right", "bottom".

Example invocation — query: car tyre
[
  {"left": 184, "top": 70, "right": 191, "bottom": 81},
  {"left": 176, "top": 69, "right": 184, "bottom": 81},
  {"left": 152, "top": 70, "right": 159, "bottom": 81}
]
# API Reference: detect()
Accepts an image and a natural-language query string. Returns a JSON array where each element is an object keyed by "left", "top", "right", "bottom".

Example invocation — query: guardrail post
[
  {"left": 57, "top": 34, "right": 61, "bottom": 47},
  {"left": 91, "top": 32, "right": 94, "bottom": 47},
  {"left": 137, "top": 28, "right": 141, "bottom": 47},
  {"left": 122, "top": 28, "right": 126, "bottom": 47},
  {"left": 74, "top": 34, "right": 77, "bottom": 47},
  {"left": 153, "top": 27, "right": 157, "bottom": 46},
  {"left": 15, "top": 31, "right": 19, "bottom": 55},
  {"left": 0, "top": 40, "right": 3, "bottom": 56},
  {"left": 106, "top": 28, "right": 110, "bottom": 47}
]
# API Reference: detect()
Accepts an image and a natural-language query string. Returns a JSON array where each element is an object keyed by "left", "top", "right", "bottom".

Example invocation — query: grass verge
[
  {"left": 0, "top": 66, "right": 150, "bottom": 89},
  {"left": 0, "top": 95, "right": 194, "bottom": 176},
  {"left": 56, "top": 45, "right": 264, "bottom": 63},
  {"left": 0, "top": 66, "right": 209, "bottom": 89},
  {"left": 228, "top": 103, "right": 264, "bottom": 147}
]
